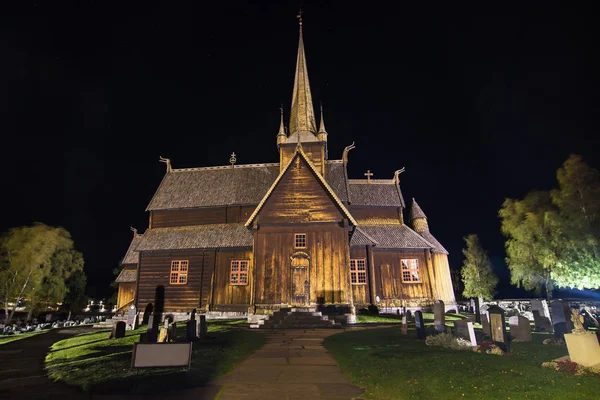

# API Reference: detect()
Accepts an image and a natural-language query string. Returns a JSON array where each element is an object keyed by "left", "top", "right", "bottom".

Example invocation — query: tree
[
  {"left": 499, "top": 191, "right": 559, "bottom": 298},
  {"left": 0, "top": 223, "right": 83, "bottom": 324},
  {"left": 499, "top": 154, "right": 600, "bottom": 295},
  {"left": 62, "top": 269, "right": 87, "bottom": 319},
  {"left": 461, "top": 234, "right": 498, "bottom": 302}
]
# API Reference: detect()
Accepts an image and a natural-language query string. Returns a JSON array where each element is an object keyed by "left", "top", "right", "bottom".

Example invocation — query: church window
[
  {"left": 350, "top": 259, "right": 367, "bottom": 284},
  {"left": 294, "top": 233, "right": 307, "bottom": 249},
  {"left": 170, "top": 260, "right": 189, "bottom": 285},
  {"left": 401, "top": 259, "right": 420, "bottom": 283},
  {"left": 230, "top": 260, "right": 249, "bottom": 285}
]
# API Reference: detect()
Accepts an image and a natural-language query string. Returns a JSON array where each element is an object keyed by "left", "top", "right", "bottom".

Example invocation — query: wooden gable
[{"left": 247, "top": 149, "right": 355, "bottom": 225}]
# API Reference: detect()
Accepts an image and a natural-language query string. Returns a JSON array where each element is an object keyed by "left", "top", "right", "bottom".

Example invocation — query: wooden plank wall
[
  {"left": 137, "top": 250, "right": 214, "bottom": 312},
  {"left": 350, "top": 247, "right": 370, "bottom": 306},
  {"left": 253, "top": 226, "right": 351, "bottom": 306},
  {"left": 372, "top": 249, "right": 433, "bottom": 303},
  {"left": 280, "top": 143, "right": 325, "bottom": 176},
  {"left": 259, "top": 156, "right": 343, "bottom": 224},
  {"left": 432, "top": 253, "right": 456, "bottom": 304},
  {"left": 151, "top": 206, "right": 256, "bottom": 228},
  {"left": 349, "top": 207, "right": 401, "bottom": 221},
  {"left": 211, "top": 249, "right": 253, "bottom": 311},
  {"left": 117, "top": 283, "right": 136, "bottom": 309}
]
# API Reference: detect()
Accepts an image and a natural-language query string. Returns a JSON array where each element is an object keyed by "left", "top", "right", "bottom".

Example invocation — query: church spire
[
  {"left": 277, "top": 104, "right": 286, "bottom": 145},
  {"left": 289, "top": 9, "right": 317, "bottom": 137},
  {"left": 318, "top": 102, "right": 327, "bottom": 134}
]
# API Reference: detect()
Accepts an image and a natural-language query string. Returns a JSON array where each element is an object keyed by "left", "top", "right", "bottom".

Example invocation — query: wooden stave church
[{"left": 114, "top": 20, "right": 456, "bottom": 321}]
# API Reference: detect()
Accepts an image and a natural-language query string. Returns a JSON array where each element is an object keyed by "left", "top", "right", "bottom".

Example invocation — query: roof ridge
[
  {"left": 349, "top": 179, "right": 396, "bottom": 185},
  {"left": 172, "top": 163, "right": 279, "bottom": 172}
]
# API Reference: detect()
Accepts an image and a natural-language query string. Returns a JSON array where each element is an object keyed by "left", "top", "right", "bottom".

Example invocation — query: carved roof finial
[
  {"left": 394, "top": 167, "right": 405, "bottom": 184},
  {"left": 230, "top": 152, "right": 237, "bottom": 168},
  {"left": 130, "top": 226, "right": 138, "bottom": 236},
  {"left": 342, "top": 142, "right": 355, "bottom": 164},
  {"left": 159, "top": 156, "right": 172, "bottom": 173}
]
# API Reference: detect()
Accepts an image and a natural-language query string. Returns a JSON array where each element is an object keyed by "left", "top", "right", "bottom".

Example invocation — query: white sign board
[{"left": 131, "top": 343, "right": 192, "bottom": 368}]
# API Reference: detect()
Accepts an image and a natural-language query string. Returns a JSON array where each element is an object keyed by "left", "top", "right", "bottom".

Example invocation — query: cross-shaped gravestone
[{"left": 364, "top": 170, "right": 373, "bottom": 183}]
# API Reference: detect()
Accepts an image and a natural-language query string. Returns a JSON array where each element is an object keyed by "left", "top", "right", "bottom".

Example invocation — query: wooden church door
[{"left": 290, "top": 252, "right": 310, "bottom": 306}]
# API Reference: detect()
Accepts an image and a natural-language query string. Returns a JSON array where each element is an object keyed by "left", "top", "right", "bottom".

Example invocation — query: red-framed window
[
  {"left": 401, "top": 259, "right": 420, "bottom": 283},
  {"left": 170, "top": 260, "right": 189, "bottom": 284},
  {"left": 230, "top": 260, "right": 249, "bottom": 285},
  {"left": 350, "top": 259, "right": 367, "bottom": 284}
]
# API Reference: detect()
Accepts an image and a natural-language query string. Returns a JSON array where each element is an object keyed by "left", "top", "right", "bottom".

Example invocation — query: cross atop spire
[
  {"left": 297, "top": 8, "right": 303, "bottom": 38},
  {"left": 364, "top": 170, "right": 374, "bottom": 183},
  {"left": 289, "top": 10, "right": 317, "bottom": 137}
]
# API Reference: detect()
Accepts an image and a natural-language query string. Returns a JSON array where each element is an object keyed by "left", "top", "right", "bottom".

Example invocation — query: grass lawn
[
  {"left": 324, "top": 327, "right": 600, "bottom": 400},
  {"left": 45, "top": 320, "right": 264, "bottom": 393},
  {"left": 356, "top": 312, "right": 467, "bottom": 324},
  {"left": 0, "top": 330, "right": 45, "bottom": 345}
]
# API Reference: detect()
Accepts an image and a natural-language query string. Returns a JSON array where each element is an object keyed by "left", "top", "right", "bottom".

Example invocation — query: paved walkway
[
  {"left": 0, "top": 327, "right": 96, "bottom": 400},
  {"left": 211, "top": 329, "right": 365, "bottom": 400}
]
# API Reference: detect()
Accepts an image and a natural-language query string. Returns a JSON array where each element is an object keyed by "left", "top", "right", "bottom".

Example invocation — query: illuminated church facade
[{"left": 115, "top": 19, "right": 456, "bottom": 321}]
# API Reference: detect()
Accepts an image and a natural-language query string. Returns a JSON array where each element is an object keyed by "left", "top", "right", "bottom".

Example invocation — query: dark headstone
[
  {"left": 154, "top": 286, "right": 165, "bottom": 328},
  {"left": 164, "top": 314, "right": 174, "bottom": 326},
  {"left": 147, "top": 328, "right": 158, "bottom": 343},
  {"left": 454, "top": 320, "right": 477, "bottom": 346},
  {"left": 168, "top": 322, "right": 178, "bottom": 342},
  {"left": 198, "top": 315, "right": 207, "bottom": 340},
  {"left": 434, "top": 300, "right": 445, "bottom": 333},
  {"left": 142, "top": 303, "right": 153, "bottom": 325},
  {"left": 112, "top": 321, "right": 126, "bottom": 339},
  {"left": 186, "top": 320, "right": 197, "bottom": 341},
  {"left": 509, "top": 315, "right": 532, "bottom": 342},
  {"left": 190, "top": 308, "right": 197, "bottom": 321},
  {"left": 471, "top": 298, "right": 481, "bottom": 323},
  {"left": 414, "top": 311, "right": 426, "bottom": 340},
  {"left": 368, "top": 304, "right": 379, "bottom": 315},
  {"left": 551, "top": 300, "right": 572, "bottom": 339},
  {"left": 487, "top": 305, "right": 509, "bottom": 352},
  {"left": 406, "top": 310, "right": 412, "bottom": 320}
]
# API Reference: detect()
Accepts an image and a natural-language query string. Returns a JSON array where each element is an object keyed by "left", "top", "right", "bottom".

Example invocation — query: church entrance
[{"left": 290, "top": 252, "right": 310, "bottom": 306}]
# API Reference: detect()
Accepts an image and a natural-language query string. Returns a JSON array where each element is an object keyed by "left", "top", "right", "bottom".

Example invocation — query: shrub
[
  {"left": 425, "top": 333, "right": 472, "bottom": 351},
  {"left": 473, "top": 340, "right": 505, "bottom": 356}
]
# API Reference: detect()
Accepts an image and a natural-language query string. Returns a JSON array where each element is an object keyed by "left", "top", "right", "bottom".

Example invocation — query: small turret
[
  {"left": 410, "top": 198, "right": 429, "bottom": 233},
  {"left": 277, "top": 105, "right": 287, "bottom": 146},
  {"left": 317, "top": 103, "right": 328, "bottom": 143}
]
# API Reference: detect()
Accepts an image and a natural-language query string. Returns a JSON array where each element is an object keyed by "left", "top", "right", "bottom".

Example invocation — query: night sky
[{"left": 3, "top": 2, "right": 599, "bottom": 299}]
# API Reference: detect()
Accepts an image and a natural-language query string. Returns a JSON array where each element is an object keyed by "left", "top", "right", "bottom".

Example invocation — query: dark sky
[{"left": 2, "top": 2, "right": 599, "bottom": 299}]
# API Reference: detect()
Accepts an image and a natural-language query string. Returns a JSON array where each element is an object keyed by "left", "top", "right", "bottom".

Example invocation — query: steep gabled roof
[
  {"left": 355, "top": 225, "right": 435, "bottom": 250},
  {"left": 136, "top": 224, "right": 252, "bottom": 251},
  {"left": 350, "top": 227, "right": 379, "bottom": 246},
  {"left": 348, "top": 179, "right": 403, "bottom": 207},
  {"left": 146, "top": 163, "right": 280, "bottom": 211},
  {"left": 121, "top": 234, "right": 143, "bottom": 265},
  {"left": 245, "top": 147, "right": 357, "bottom": 227},
  {"left": 418, "top": 231, "right": 449, "bottom": 254}
]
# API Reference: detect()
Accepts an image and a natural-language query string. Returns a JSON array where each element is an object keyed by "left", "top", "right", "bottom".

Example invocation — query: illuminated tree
[
  {"left": 461, "top": 234, "right": 498, "bottom": 302},
  {"left": 500, "top": 154, "right": 600, "bottom": 295}
]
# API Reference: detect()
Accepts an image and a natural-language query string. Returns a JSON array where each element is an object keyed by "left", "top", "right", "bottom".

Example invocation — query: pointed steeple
[
  {"left": 318, "top": 103, "right": 327, "bottom": 134},
  {"left": 277, "top": 105, "right": 286, "bottom": 145},
  {"left": 410, "top": 198, "right": 429, "bottom": 233},
  {"left": 289, "top": 10, "right": 317, "bottom": 137}
]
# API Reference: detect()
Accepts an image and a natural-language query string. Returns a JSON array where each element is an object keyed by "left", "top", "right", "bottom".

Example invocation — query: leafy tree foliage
[
  {"left": 0, "top": 223, "right": 86, "bottom": 323},
  {"left": 500, "top": 155, "right": 600, "bottom": 295},
  {"left": 461, "top": 234, "right": 498, "bottom": 301}
]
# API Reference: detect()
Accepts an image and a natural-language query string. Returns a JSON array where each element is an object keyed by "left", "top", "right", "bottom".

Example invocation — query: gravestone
[
  {"left": 190, "top": 308, "right": 196, "bottom": 321},
  {"left": 401, "top": 315, "right": 408, "bottom": 335},
  {"left": 198, "top": 315, "right": 207, "bottom": 340},
  {"left": 481, "top": 312, "right": 491, "bottom": 337},
  {"left": 168, "top": 322, "right": 178, "bottom": 342},
  {"left": 406, "top": 310, "right": 412, "bottom": 320},
  {"left": 158, "top": 327, "right": 168, "bottom": 343},
  {"left": 142, "top": 303, "right": 153, "bottom": 325},
  {"left": 111, "top": 321, "right": 126, "bottom": 339},
  {"left": 453, "top": 320, "right": 477, "bottom": 346},
  {"left": 509, "top": 315, "right": 532, "bottom": 342},
  {"left": 487, "top": 305, "right": 509, "bottom": 352},
  {"left": 551, "top": 300, "right": 573, "bottom": 340},
  {"left": 531, "top": 299, "right": 552, "bottom": 332},
  {"left": 186, "top": 320, "right": 197, "bottom": 341},
  {"left": 45, "top": 314, "right": 52, "bottom": 323},
  {"left": 154, "top": 286, "right": 165, "bottom": 330},
  {"left": 414, "top": 311, "right": 426, "bottom": 340},
  {"left": 433, "top": 300, "right": 445, "bottom": 333},
  {"left": 471, "top": 298, "right": 481, "bottom": 323},
  {"left": 126, "top": 305, "right": 137, "bottom": 330}
]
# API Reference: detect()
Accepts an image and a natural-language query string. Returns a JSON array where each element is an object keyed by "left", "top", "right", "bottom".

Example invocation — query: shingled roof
[
  {"left": 354, "top": 225, "right": 435, "bottom": 249},
  {"left": 348, "top": 180, "right": 405, "bottom": 207},
  {"left": 121, "top": 234, "right": 143, "bottom": 265},
  {"left": 350, "top": 227, "right": 378, "bottom": 246},
  {"left": 418, "top": 231, "right": 449, "bottom": 254},
  {"left": 146, "top": 164, "right": 280, "bottom": 211},
  {"left": 409, "top": 198, "right": 427, "bottom": 219},
  {"left": 115, "top": 269, "right": 137, "bottom": 283},
  {"left": 136, "top": 224, "right": 253, "bottom": 251}
]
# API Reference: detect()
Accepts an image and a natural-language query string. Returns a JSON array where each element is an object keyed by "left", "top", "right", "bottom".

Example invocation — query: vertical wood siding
[
  {"left": 212, "top": 249, "right": 253, "bottom": 310},
  {"left": 350, "top": 247, "right": 370, "bottom": 306}
]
